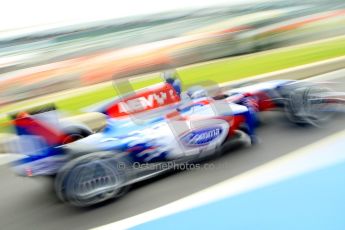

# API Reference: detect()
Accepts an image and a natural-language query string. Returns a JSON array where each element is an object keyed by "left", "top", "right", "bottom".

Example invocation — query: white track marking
[{"left": 304, "top": 68, "right": 345, "bottom": 82}]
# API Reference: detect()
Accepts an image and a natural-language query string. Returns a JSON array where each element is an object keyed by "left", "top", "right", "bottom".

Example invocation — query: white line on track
[{"left": 304, "top": 68, "right": 345, "bottom": 82}]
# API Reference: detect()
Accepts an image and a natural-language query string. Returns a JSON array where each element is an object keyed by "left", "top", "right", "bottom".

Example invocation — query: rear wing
[{"left": 8, "top": 104, "right": 69, "bottom": 154}]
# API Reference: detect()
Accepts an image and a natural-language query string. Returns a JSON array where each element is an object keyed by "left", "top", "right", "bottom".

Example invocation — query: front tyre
[{"left": 284, "top": 86, "right": 333, "bottom": 126}]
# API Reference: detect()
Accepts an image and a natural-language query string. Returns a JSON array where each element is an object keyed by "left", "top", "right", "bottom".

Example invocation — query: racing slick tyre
[
  {"left": 55, "top": 152, "right": 130, "bottom": 207},
  {"left": 61, "top": 126, "right": 93, "bottom": 144},
  {"left": 284, "top": 85, "right": 333, "bottom": 126}
]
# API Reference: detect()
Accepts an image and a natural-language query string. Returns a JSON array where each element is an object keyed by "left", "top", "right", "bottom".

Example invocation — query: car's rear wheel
[
  {"left": 55, "top": 152, "right": 130, "bottom": 207},
  {"left": 61, "top": 126, "right": 93, "bottom": 144}
]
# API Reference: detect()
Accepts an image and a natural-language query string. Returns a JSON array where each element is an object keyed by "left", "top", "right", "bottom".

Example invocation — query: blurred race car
[{"left": 9, "top": 71, "right": 341, "bottom": 206}]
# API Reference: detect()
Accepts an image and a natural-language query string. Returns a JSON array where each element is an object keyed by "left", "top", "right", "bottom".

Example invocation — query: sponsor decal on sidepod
[{"left": 181, "top": 127, "right": 223, "bottom": 147}]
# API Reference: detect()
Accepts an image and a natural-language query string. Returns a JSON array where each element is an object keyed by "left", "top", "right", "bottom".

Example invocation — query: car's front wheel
[{"left": 284, "top": 86, "right": 334, "bottom": 126}]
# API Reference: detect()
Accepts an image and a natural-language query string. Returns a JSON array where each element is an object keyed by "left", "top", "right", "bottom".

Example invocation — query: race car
[{"left": 9, "top": 72, "right": 341, "bottom": 206}]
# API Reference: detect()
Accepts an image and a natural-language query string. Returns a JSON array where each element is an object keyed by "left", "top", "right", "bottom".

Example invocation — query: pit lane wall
[{"left": 1, "top": 56, "right": 345, "bottom": 153}]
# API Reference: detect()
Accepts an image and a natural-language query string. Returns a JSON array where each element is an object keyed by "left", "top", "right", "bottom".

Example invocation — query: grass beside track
[{"left": 1, "top": 36, "right": 345, "bottom": 133}]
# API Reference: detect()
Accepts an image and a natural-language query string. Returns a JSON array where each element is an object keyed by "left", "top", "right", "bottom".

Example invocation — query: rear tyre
[
  {"left": 55, "top": 152, "right": 130, "bottom": 207},
  {"left": 61, "top": 126, "right": 93, "bottom": 144}
]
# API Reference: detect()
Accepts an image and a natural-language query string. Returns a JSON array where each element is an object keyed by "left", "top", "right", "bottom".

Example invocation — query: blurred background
[{"left": 0, "top": 0, "right": 345, "bottom": 124}]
